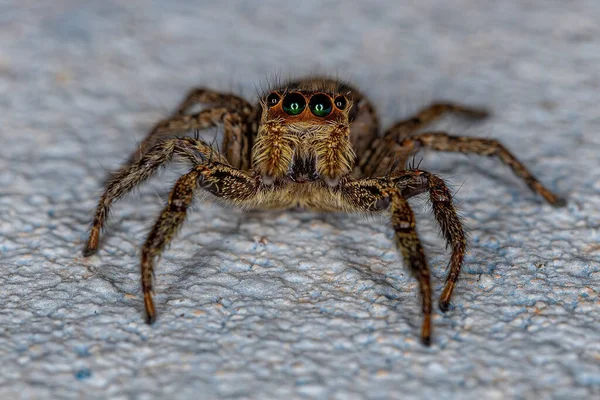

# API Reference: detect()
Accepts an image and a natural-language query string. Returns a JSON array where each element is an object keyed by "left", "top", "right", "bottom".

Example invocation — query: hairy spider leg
[
  {"left": 84, "top": 137, "right": 227, "bottom": 256},
  {"left": 338, "top": 177, "right": 433, "bottom": 345},
  {"left": 358, "top": 102, "right": 488, "bottom": 177},
  {"left": 141, "top": 162, "right": 260, "bottom": 322},
  {"left": 396, "top": 132, "right": 566, "bottom": 206}
]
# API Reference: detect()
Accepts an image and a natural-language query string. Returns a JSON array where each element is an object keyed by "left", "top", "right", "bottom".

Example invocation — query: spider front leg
[
  {"left": 83, "top": 137, "right": 227, "bottom": 256},
  {"left": 341, "top": 179, "right": 432, "bottom": 345},
  {"left": 387, "top": 189, "right": 433, "bottom": 345},
  {"left": 397, "top": 132, "right": 566, "bottom": 206},
  {"left": 392, "top": 170, "right": 467, "bottom": 312},
  {"left": 341, "top": 169, "right": 467, "bottom": 344},
  {"left": 141, "top": 163, "right": 260, "bottom": 323}
]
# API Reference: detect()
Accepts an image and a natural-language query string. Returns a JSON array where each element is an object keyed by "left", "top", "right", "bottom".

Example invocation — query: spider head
[{"left": 253, "top": 87, "right": 355, "bottom": 186}]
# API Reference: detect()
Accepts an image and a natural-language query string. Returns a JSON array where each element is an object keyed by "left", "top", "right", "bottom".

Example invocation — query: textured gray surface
[{"left": 1, "top": 0, "right": 599, "bottom": 399}]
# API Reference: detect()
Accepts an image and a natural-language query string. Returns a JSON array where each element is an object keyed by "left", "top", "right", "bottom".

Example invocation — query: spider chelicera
[{"left": 83, "top": 78, "right": 564, "bottom": 345}]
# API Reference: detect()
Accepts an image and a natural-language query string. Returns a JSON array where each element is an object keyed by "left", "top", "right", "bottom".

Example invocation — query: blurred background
[{"left": 1, "top": 1, "right": 599, "bottom": 399}]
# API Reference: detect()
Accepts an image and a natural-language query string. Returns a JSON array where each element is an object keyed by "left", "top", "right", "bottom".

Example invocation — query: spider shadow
[
  {"left": 125, "top": 182, "right": 454, "bottom": 311},
  {"left": 197, "top": 205, "right": 400, "bottom": 285},
  {"left": 239, "top": 207, "right": 436, "bottom": 301}
]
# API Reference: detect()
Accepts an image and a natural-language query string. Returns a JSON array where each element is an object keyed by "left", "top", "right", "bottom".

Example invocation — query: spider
[{"left": 83, "top": 77, "right": 565, "bottom": 346}]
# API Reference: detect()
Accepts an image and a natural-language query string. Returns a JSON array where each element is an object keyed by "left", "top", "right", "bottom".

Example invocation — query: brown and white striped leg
[
  {"left": 132, "top": 88, "right": 252, "bottom": 161},
  {"left": 357, "top": 102, "right": 488, "bottom": 177},
  {"left": 340, "top": 179, "right": 433, "bottom": 345},
  {"left": 399, "top": 132, "right": 566, "bottom": 206},
  {"left": 83, "top": 137, "right": 226, "bottom": 256},
  {"left": 121, "top": 87, "right": 251, "bottom": 166},
  {"left": 393, "top": 170, "right": 468, "bottom": 312},
  {"left": 141, "top": 163, "right": 261, "bottom": 323},
  {"left": 341, "top": 169, "right": 467, "bottom": 320},
  {"left": 221, "top": 109, "right": 250, "bottom": 169},
  {"left": 387, "top": 189, "right": 433, "bottom": 345},
  {"left": 383, "top": 102, "right": 488, "bottom": 141},
  {"left": 174, "top": 88, "right": 256, "bottom": 170},
  {"left": 124, "top": 107, "right": 235, "bottom": 167}
]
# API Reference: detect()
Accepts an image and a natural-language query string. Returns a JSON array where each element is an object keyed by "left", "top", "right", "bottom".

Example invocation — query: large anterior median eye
[
  {"left": 282, "top": 93, "right": 306, "bottom": 115},
  {"left": 309, "top": 94, "right": 332, "bottom": 117}
]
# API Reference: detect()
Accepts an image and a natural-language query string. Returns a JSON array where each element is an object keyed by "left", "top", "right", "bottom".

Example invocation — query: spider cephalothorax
[
  {"left": 83, "top": 77, "right": 564, "bottom": 346},
  {"left": 253, "top": 82, "right": 355, "bottom": 186}
]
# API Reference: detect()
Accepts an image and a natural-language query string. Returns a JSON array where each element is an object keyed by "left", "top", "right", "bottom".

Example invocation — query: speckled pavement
[{"left": 1, "top": 1, "right": 599, "bottom": 399}]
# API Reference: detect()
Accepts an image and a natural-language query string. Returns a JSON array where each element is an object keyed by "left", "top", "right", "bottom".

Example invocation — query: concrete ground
[{"left": 1, "top": 1, "right": 599, "bottom": 398}]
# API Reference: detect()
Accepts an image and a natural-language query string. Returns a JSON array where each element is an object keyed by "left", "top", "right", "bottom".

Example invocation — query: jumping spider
[{"left": 83, "top": 78, "right": 565, "bottom": 345}]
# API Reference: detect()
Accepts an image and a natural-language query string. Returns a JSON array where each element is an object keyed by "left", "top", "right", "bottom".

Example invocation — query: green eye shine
[
  {"left": 282, "top": 93, "right": 306, "bottom": 115},
  {"left": 309, "top": 94, "right": 332, "bottom": 117}
]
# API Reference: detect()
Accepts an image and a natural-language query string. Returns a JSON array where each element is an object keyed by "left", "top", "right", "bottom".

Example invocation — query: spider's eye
[
  {"left": 266, "top": 92, "right": 280, "bottom": 107},
  {"left": 309, "top": 94, "right": 332, "bottom": 117},
  {"left": 334, "top": 96, "right": 347, "bottom": 110},
  {"left": 282, "top": 93, "right": 306, "bottom": 115}
]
